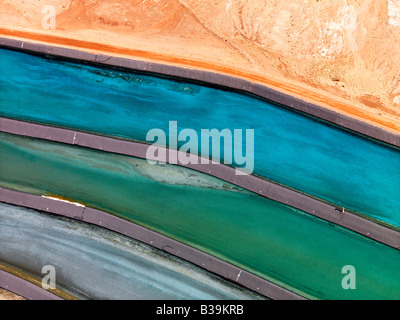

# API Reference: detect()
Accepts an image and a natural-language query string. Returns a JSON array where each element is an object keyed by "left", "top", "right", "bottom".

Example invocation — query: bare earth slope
[
  {"left": 0, "top": 0, "right": 399, "bottom": 133},
  {"left": 0, "top": 288, "right": 24, "bottom": 300}
]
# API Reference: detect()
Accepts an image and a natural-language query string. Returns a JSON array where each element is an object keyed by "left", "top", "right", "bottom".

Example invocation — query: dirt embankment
[
  {"left": 0, "top": 0, "right": 399, "bottom": 133},
  {"left": 0, "top": 288, "right": 24, "bottom": 300}
]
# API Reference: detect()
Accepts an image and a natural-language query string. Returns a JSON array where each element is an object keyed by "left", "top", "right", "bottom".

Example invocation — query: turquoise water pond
[{"left": 0, "top": 48, "right": 399, "bottom": 229}]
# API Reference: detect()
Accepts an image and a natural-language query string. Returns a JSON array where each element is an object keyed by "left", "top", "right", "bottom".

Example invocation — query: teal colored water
[
  {"left": 0, "top": 49, "right": 399, "bottom": 229},
  {"left": 1, "top": 132, "right": 399, "bottom": 300},
  {"left": 0, "top": 202, "right": 264, "bottom": 300}
]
